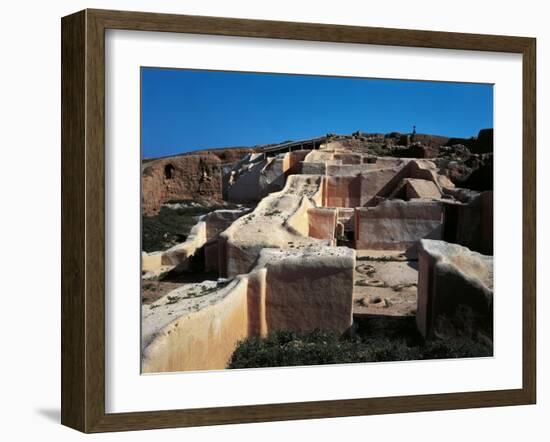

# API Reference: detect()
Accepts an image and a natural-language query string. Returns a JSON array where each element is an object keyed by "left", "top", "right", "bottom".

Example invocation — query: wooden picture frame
[{"left": 61, "top": 8, "right": 536, "bottom": 433}]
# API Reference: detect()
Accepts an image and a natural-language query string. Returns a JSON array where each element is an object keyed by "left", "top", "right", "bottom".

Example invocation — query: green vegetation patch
[
  {"left": 142, "top": 202, "right": 239, "bottom": 252},
  {"left": 227, "top": 318, "right": 492, "bottom": 369}
]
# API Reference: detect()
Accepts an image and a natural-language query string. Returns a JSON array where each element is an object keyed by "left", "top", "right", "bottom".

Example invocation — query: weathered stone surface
[
  {"left": 143, "top": 208, "right": 247, "bottom": 273},
  {"left": 355, "top": 200, "right": 443, "bottom": 252},
  {"left": 142, "top": 278, "right": 249, "bottom": 373},
  {"left": 257, "top": 247, "right": 355, "bottom": 335},
  {"left": 162, "top": 220, "right": 207, "bottom": 269},
  {"left": 334, "top": 152, "right": 362, "bottom": 164},
  {"left": 203, "top": 209, "right": 248, "bottom": 239},
  {"left": 178, "top": 147, "right": 257, "bottom": 164},
  {"left": 227, "top": 156, "right": 267, "bottom": 202},
  {"left": 284, "top": 150, "right": 310, "bottom": 173},
  {"left": 141, "top": 132, "right": 494, "bottom": 373},
  {"left": 301, "top": 161, "right": 326, "bottom": 175},
  {"left": 416, "top": 239, "right": 493, "bottom": 337},
  {"left": 324, "top": 175, "right": 362, "bottom": 208},
  {"left": 405, "top": 178, "right": 442, "bottom": 199},
  {"left": 247, "top": 268, "right": 268, "bottom": 337},
  {"left": 258, "top": 156, "right": 286, "bottom": 196},
  {"left": 227, "top": 150, "right": 312, "bottom": 203},
  {"left": 142, "top": 155, "right": 222, "bottom": 216},
  {"left": 142, "top": 245, "right": 355, "bottom": 372},
  {"left": 142, "top": 251, "right": 163, "bottom": 273},
  {"left": 442, "top": 191, "right": 493, "bottom": 255},
  {"left": 221, "top": 174, "right": 324, "bottom": 277},
  {"left": 361, "top": 159, "right": 450, "bottom": 205},
  {"left": 353, "top": 253, "right": 418, "bottom": 318},
  {"left": 308, "top": 207, "right": 337, "bottom": 241}
]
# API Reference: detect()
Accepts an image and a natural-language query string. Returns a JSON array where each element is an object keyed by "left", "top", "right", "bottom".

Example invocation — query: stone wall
[
  {"left": 228, "top": 150, "right": 312, "bottom": 203},
  {"left": 143, "top": 209, "right": 247, "bottom": 273},
  {"left": 220, "top": 175, "right": 324, "bottom": 277},
  {"left": 308, "top": 207, "right": 337, "bottom": 241},
  {"left": 323, "top": 175, "right": 362, "bottom": 208},
  {"left": 142, "top": 246, "right": 355, "bottom": 373},
  {"left": 141, "top": 251, "right": 163, "bottom": 273},
  {"left": 204, "top": 210, "right": 248, "bottom": 239},
  {"left": 334, "top": 152, "right": 362, "bottom": 164},
  {"left": 142, "top": 278, "right": 249, "bottom": 373},
  {"left": 283, "top": 150, "right": 310, "bottom": 173},
  {"left": 258, "top": 156, "right": 286, "bottom": 196},
  {"left": 323, "top": 162, "right": 425, "bottom": 209},
  {"left": 405, "top": 178, "right": 442, "bottom": 199},
  {"left": 227, "top": 157, "right": 267, "bottom": 202},
  {"left": 301, "top": 161, "right": 326, "bottom": 175},
  {"left": 416, "top": 239, "right": 493, "bottom": 337},
  {"left": 355, "top": 200, "right": 443, "bottom": 252},
  {"left": 443, "top": 191, "right": 493, "bottom": 255},
  {"left": 161, "top": 221, "right": 207, "bottom": 269},
  {"left": 260, "top": 248, "right": 355, "bottom": 335}
]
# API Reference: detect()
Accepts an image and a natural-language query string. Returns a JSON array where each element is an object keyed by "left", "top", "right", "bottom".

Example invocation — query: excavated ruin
[{"left": 141, "top": 132, "right": 494, "bottom": 373}]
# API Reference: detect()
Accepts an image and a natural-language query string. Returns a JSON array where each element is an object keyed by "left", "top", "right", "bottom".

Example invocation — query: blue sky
[{"left": 141, "top": 68, "right": 493, "bottom": 159}]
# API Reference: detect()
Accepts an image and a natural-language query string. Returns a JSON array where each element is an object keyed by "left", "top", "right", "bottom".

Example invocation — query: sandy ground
[
  {"left": 353, "top": 250, "right": 418, "bottom": 317},
  {"left": 142, "top": 281, "right": 186, "bottom": 304},
  {"left": 142, "top": 249, "right": 419, "bottom": 319},
  {"left": 141, "top": 270, "right": 220, "bottom": 304}
]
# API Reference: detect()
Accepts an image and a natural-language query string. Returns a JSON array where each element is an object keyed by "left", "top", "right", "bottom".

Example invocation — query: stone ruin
[{"left": 141, "top": 135, "right": 493, "bottom": 372}]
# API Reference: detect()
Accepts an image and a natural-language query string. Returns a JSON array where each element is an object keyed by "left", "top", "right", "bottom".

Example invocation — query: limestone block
[
  {"left": 221, "top": 175, "right": 324, "bottom": 277},
  {"left": 259, "top": 156, "right": 286, "bottom": 196},
  {"left": 227, "top": 158, "right": 266, "bottom": 202},
  {"left": 326, "top": 164, "right": 370, "bottom": 177},
  {"left": 258, "top": 247, "right": 355, "bottom": 335},
  {"left": 355, "top": 200, "right": 443, "bottom": 252},
  {"left": 303, "top": 150, "right": 335, "bottom": 163},
  {"left": 334, "top": 153, "right": 362, "bottom": 164},
  {"left": 444, "top": 191, "right": 493, "bottom": 255},
  {"left": 202, "top": 209, "right": 248, "bottom": 240},
  {"left": 323, "top": 175, "right": 362, "bottom": 208},
  {"left": 284, "top": 150, "right": 310, "bottom": 173},
  {"left": 246, "top": 268, "right": 267, "bottom": 337},
  {"left": 405, "top": 178, "right": 442, "bottom": 199},
  {"left": 416, "top": 239, "right": 493, "bottom": 337},
  {"left": 141, "top": 251, "right": 163, "bottom": 273},
  {"left": 161, "top": 221, "right": 207, "bottom": 269},
  {"left": 141, "top": 278, "right": 249, "bottom": 373},
  {"left": 285, "top": 196, "right": 314, "bottom": 236},
  {"left": 301, "top": 161, "right": 326, "bottom": 175},
  {"left": 308, "top": 208, "right": 337, "bottom": 240}
]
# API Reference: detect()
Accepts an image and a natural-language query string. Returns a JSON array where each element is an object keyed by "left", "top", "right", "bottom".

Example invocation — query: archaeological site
[{"left": 141, "top": 130, "right": 494, "bottom": 373}]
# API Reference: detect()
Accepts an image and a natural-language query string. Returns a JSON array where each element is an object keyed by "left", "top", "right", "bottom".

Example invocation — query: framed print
[{"left": 61, "top": 9, "right": 536, "bottom": 433}]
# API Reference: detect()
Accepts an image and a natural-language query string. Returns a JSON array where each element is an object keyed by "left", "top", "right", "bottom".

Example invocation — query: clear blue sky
[{"left": 141, "top": 67, "right": 493, "bottom": 159}]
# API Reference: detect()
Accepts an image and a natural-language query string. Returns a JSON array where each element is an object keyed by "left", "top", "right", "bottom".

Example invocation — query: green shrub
[
  {"left": 227, "top": 327, "right": 492, "bottom": 369},
  {"left": 142, "top": 202, "right": 234, "bottom": 252}
]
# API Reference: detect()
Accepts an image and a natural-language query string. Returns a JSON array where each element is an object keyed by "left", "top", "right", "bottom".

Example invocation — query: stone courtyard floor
[{"left": 353, "top": 250, "right": 418, "bottom": 318}]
